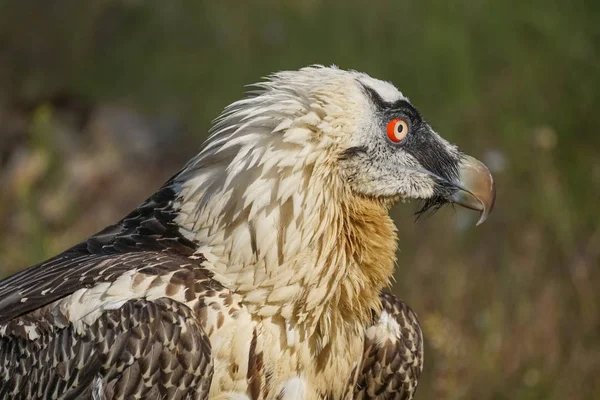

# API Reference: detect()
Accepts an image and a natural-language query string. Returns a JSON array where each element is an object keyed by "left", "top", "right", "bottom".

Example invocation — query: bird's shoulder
[
  {"left": 0, "top": 185, "right": 236, "bottom": 399},
  {"left": 0, "top": 182, "right": 201, "bottom": 325},
  {"left": 355, "top": 291, "right": 424, "bottom": 400}
]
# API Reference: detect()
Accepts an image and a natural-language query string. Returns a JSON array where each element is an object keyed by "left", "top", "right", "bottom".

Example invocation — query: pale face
[{"left": 338, "top": 75, "right": 494, "bottom": 221}]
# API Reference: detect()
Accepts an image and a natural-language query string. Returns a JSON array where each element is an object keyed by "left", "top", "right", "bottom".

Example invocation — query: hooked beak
[{"left": 449, "top": 155, "right": 496, "bottom": 225}]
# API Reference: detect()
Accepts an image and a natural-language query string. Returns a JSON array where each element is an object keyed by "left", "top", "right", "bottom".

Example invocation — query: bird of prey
[{"left": 0, "top": 66, "right": 495, "bottom": 400}]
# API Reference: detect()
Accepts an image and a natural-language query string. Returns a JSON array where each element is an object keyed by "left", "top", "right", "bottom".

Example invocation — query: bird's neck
[{"left": 174, "top": 164, "right": 397, "bottom": 342}]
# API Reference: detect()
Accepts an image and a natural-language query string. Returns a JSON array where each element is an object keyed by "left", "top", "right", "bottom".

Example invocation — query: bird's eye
[{"left": 386, "top": 118, "right": 409, "bottom": 143}]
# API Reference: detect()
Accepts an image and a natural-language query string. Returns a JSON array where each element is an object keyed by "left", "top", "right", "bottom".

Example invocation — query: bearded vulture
[{"left": 0, "top": 66, "right": 495, "bottom": 400}]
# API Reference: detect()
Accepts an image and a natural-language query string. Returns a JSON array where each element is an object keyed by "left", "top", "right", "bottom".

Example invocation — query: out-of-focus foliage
[{"left": 0, "top": 1, "right": 599, "bottom": 399}]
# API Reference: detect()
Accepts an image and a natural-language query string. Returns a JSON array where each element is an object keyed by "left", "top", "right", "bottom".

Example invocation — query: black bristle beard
[
  {"left": 414, "top": 182, "right": 456, "bottom": 221},
  {"left": 415, "top": 195, "right": 448, "bottom": 220}
]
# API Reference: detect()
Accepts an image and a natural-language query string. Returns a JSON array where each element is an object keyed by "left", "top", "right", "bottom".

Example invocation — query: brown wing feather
[
  {"left": 0, "top": 179, "right": 220, "bottom": 399},
  {"left": 0, "top": 183, "right": 197, "bottom": 324},
  {"left": 0, "top": 297, "right": 213, "bottom": 400},
  {"left": 355, "top": 292, "right": 424, "bottom": 400},
  {"left": 0, "top": 249, "right": 223, "bottom": 399},
  {"left": 0, "top": 250, "right": 207, "bottom": 324}
]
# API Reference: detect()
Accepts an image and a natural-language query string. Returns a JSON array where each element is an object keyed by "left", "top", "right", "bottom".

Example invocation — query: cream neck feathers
[{"left": 173, "top": 67, "right": 398, "bottom": 341}]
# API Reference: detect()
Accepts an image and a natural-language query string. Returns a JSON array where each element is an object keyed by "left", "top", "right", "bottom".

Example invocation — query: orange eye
[{"left": 386, "top": 118, "right": 409, "bottom": 143}]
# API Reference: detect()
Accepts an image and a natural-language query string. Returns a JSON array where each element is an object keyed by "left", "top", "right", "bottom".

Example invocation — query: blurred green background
[{"left": 0, "top": 1, "right": 599, "bottom": 399}]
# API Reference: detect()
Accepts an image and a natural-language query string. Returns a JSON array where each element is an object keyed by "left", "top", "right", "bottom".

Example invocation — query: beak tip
[
  {"left": 475, "top": 211, "right": 488, "bottom": 226},
  {"left": 476, "top": 178, "right": 495, "bottom": 226},
  {"left": 451, "top": 155, "right": 496, "bottom": 226}
]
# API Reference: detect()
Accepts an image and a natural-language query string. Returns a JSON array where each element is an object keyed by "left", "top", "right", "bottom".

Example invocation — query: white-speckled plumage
[{"left": 0, "top": 65, "right": 492, "bottom": 400}]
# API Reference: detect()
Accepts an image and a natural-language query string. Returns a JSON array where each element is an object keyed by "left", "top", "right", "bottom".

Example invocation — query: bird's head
[{"left": 178, "top": 66, "right": 495, "bottom": 226}]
